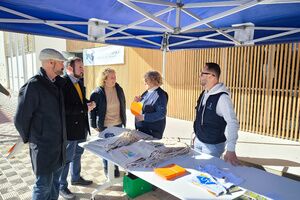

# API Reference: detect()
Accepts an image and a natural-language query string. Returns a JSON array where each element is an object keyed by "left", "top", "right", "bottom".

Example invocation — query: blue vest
[{"left": 193, "top": 91, "right": 227, "bottom": 144}]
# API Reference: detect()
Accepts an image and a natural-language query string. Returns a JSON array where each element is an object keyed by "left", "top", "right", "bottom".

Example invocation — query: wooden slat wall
[{"left": 67, "top": 42, "right": 300, "bottom": 141}]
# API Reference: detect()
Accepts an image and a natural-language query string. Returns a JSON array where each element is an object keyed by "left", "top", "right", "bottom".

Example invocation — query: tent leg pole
[{"left": 162, "top": 48, "right": 166, "bottom": 89}]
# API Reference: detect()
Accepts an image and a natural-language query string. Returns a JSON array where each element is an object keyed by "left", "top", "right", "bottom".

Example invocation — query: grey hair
[{"left": 144, "top": 70, "right": 163, "bottom": 86}]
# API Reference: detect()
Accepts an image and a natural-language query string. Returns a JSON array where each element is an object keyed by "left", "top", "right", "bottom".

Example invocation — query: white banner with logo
[{"left": 83, "top": 45, "right": 124, "bottom": 66}]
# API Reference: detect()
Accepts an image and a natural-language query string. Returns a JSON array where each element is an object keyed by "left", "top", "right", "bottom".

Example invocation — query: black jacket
[
  {"left": 90, "top": 83, "right": 126, "bottom": 131},
  {"left": 62, "top": 75, "right": 90, "bottom": 140},
  {"left": 14, "top": 67, "right": 67, "bottom": 175}
]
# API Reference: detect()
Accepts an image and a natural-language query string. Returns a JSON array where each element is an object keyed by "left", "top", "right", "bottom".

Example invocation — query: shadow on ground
[{"left": 0, "top": 109, "right": 11, "bottom": 124}]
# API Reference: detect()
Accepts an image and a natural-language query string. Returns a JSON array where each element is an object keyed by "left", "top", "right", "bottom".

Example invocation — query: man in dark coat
[
  {"left": 14, "top": 48, "right": 67, "bottom": 200},
  {"left": 59, "top": 57, "right": 95, "bottom": 199}
]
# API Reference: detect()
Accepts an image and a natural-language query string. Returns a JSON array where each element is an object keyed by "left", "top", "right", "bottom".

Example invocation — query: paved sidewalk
[{"left": 0, "top": 93, "right": 178, "bottom": 200}]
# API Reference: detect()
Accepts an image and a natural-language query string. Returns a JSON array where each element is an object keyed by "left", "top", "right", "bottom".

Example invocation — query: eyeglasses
[{"left": 200, "top": 72, "right": 215, "bottom": 77}]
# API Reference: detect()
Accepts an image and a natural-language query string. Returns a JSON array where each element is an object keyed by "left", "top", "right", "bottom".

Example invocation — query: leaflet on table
[
  {"left": 199, "top": 164, "right": 244, "bottom": 189},
  {"left": 109, "top": 140, "right": 157, "bottom": 166},
  {"left": 190, "top": 164, "right": 245, "bottom": 196},
  {"left": 191, "top": 172, "right": 227, "bottom": 196}
]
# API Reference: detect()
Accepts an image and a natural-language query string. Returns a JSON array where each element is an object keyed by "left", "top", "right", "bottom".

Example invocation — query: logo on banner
[{"left": 83, "top": 45, "right": 124, "bottom": 66}]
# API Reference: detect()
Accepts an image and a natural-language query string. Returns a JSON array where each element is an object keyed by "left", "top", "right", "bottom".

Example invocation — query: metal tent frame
[{"left": 1, "top": 0, "right": 300, "bottom": 51}]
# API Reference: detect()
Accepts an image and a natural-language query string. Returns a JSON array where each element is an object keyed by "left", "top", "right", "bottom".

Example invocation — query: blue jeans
[
  {"left": 59, "top": 139, "right": 85, "bottom": 190},
  {"left": 194, "top": 138, "right": 225, "bottom": 158},
  {"left": 32, "top": 167, "right": 63, "bottom": 200}
]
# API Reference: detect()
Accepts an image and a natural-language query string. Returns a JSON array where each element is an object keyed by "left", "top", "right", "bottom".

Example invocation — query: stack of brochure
[{"left": 154, "top": 164, "right": 187, "bottom": 180}]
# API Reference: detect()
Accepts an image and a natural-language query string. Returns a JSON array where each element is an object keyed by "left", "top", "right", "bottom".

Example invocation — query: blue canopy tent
[
  {"left": 1, "top": 2, "right": 300, "bottom": 198},
  {"left": 1, "top": 0, "right": 300, "bottom": 51}
]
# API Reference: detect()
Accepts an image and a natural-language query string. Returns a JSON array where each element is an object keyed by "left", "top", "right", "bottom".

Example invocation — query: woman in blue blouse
[{"left": 134, "top": 71, "right": 168, "bottom": 139}]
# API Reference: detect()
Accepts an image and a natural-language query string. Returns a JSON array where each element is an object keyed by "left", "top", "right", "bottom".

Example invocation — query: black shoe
[
  {"left": 114, "top": 166, "right": 120, "bottom": 178},
  {"left": 59, "top": 188, "right": 75, "bottom": 200},
  {"left": 71, "top": 176, "right": 93, "bottom": 186},
  {"left": 104, "top": 166, "right": 120, "bottom": 178}
]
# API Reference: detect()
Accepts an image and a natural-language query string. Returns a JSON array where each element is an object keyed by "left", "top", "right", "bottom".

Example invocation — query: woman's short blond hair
[
  {"left": 144, "top": 70, "right": 163, "bottom": 86},
  {"left": 100, "top": 68, "right": 116, "bottom": 87}
]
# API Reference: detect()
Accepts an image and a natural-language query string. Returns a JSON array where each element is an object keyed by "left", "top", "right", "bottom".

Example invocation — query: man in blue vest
[{"left": 193, "top": 62, "right": 240, "bottom": 166}]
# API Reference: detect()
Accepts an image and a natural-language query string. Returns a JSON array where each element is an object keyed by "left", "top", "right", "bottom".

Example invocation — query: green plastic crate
[{"left": 123, "top": 174, "right": 153, "bottom": 198}]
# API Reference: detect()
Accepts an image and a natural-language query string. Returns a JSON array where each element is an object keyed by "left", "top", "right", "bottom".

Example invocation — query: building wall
[
  {"left": 67, "top": 41, "right": 300, "bottom": 142},
  {"left": 0, "top": 32, "right": 8, "bottom": 88},
  {"left": 66, "top": 40, "right": 96, "bottom": 52},
  {"left": 2, "top": 32, "right": 67, "bottom": 92},
  {"left": 3, "top": 32, "right": 34, "bottom": 91}
]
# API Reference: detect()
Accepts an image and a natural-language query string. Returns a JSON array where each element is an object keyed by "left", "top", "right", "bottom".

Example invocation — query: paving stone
[
  {"left": 4, "top": 197, "right": 20, "bottom": 200},
  {"left": 0, "top": 177, "right": 8, "bottom": 184},
  {"left": 1, "top": 191, "right": 19, "bottom": 200},
  {"left": 5, "top": 171, "right": 17, "bottom": 177},
  {"left": 0, "top": 187, "right": 10, "bottom": 194},
  {"left": 0, "top": 165, "right": 12, "bottom": 171},
  {"left": 0, "top": 181, "right": 11, "bottom": 190}
]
